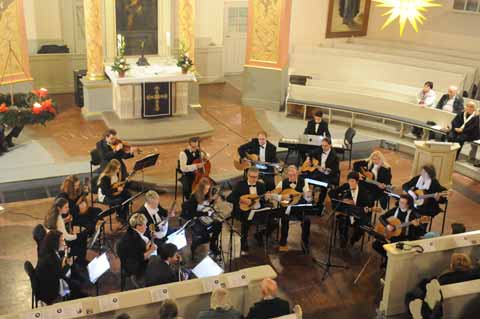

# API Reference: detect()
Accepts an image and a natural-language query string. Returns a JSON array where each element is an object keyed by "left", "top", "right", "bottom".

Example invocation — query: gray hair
[
  {"left": 210, "top": 288, "right": 232, "bottom": 311},
  {"left": 144, "top": 190, "right": 159, "bottom": 203},
  {"left": 129, "top": 213, "right": 147, "bottom": 228}
]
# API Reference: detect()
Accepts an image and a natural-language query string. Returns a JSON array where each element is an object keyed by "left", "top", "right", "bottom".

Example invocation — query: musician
[
  {"left": 304, "top": 110, "right": 331, "bottom": 137},
  {"left": 402, "top": 164, "right": 447, "bottom": 217},
  {"left": 136, "top": 190, "right": 174, "bottom": 245},
  {"left": 275, "top": 165, "right": 311, "bottom": 253},
  {"left": 116, "top": 213, "right": 157, "bottom": 284},
  {"left": 57, "top": 175, "right": 100, "bottom": 233},
  {"left": 44, "top": 198, "right": 88, "bottom": 264},
  {"left": 238, "top": 131, "right": 278, "bottom": 191},
  {"left": 303, "top": 137, "right": 340, "bottom": 207},
  {"left": 329, "top": 171, "right": 373, "bottom": 247},
  {"left": 179, "top": 136, "right": 209, "bottom": 200},
  {"left": 144, "top": 243, "right": 181, "bottom": 287},
  {"left": 227, "top": 167, "right": 270, "bottom": 255},
  {"left": 36, "top": 230, "right": 86, "bottom": 304},
  {"left": 353, "top": 150, "right": 392, "bottom": 209},
  {"left": 96, "top": 128, "right": 135, "bottom": 178},
  {"left": 446, "top": 101, "right": 479, "bottom": 159},
  {"left": 372, "top": 195, "right": 425, "bottom": 262},
  {"left": 182, "top": 177, "right": 222, "bottom": 259},
  {"left": 97, "top": 159, "right": 131, "bottom": 223}
]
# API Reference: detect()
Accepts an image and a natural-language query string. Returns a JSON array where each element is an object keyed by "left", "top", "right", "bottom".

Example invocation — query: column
[
  {"left": 84, "top": 0, "right": 105, "bottom": 81},
  {"left": 242, "top": 0, "right": 292, "bottom": 111}
]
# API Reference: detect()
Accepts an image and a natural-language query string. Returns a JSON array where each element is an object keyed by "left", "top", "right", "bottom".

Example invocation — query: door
[{"left": 223, "top": 1, "right": 248, "bottom": 74}]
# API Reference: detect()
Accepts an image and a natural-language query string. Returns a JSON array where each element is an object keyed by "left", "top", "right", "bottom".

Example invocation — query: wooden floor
[{"left": 1, "top": 83, "right": 480, "bottom": 318}]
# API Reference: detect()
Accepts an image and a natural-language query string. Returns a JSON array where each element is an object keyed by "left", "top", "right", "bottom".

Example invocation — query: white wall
[
  {"left": 367, "top": 0, "right": 480, "bottom": 53},
  {"left": 23, "top": 0, "right": 62, "bottom": 41},
  {"left": 289, "top": 0, "right": 329, "bottom": 50},
  {"left": 195, "top": 0, "right": 224, "bottom": 46}
]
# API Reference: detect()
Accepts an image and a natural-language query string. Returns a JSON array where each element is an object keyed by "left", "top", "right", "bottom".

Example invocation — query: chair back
[
  {"left": 344, "top": 127, "right": 356, "bottom": 146},
  {"left": 90, "top": 149, "right": 102, "bottom": 166},
  {"left": 24, "top": 261, "right": 38, "bottom": 300},
  {"left": 32, "top": 224, "right": 46, "bottom": 257}
]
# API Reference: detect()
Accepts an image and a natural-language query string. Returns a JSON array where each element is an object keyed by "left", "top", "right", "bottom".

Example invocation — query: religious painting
[
  {"left": 326, "top": 0, "right": 372, "bottom": 38},
  {"left": 142, "top": 82, "right": 172, "bottom": 118},
  {"left": 115, "top": 0, "right": 158, "bottom": 56}
]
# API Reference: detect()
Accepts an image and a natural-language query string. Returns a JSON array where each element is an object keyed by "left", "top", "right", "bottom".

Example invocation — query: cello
[{"left": 191, "top": 143, "right": 229, "bottom": 193}]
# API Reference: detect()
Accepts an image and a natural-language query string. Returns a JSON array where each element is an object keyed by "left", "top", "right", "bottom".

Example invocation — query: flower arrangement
[
  {"left": 0, "top": 88, "right": 57, "bottom": 127},
  {"left": 111, "top": 34, "right": 130, "bottom": 77},
  {"left": 176, "top": 43, "right": 194, "bottom": 74}
]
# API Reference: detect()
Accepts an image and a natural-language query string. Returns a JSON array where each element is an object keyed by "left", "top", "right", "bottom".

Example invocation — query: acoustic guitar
[
  {"left": 276, "top": 188, "right": 303, "bottom": 207},
  {"left": 234, "top": 153, "right": 284, "bottom": 171},
  {"left": 374, "top": 215, "right": 430, "bottom": 240},
  {"left": 300, "top": 158, "right": 331, "bottom": 174},
  {"left": 359, "top": 167, "right": 394, "bottom": 192},
  {"left": 412, "top": 190, "right": 449, "bottom": 207},
  {"left": 239, "top": 193, "right": 274, "bottom": 211}
]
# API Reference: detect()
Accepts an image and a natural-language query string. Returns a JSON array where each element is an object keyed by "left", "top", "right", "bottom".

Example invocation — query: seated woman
[
  {"left": 36, "top": 230, "right": 86, "bottom": 304},
  {"left": 197, "top": 288, "right": 242, "bottom": 319},
  {"left": 353, "top": 150, "right": 392, "bottom": 210},
  {"left": 44, "top": 198, "right": 88, "bottom": 264},
  {"left": 438, "top": 253, "right": 480, "bottom": 285},
  {"left": 57, "top": 175, "right": 101, "bottom": 233},
  {"left": 116, "top": 213, "right": 157, "bottom": 285},
  {"left": 402, "top": 164, "right": 447, "bottom": 217},
  {"left": 181, "top": 177, "right": 222, "bottom": 260},
  {"left": 97, "top": 159, "right": 131, "bottom": 223}
]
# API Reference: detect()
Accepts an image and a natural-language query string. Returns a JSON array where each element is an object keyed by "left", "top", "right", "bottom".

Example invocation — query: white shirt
[
  {"left": 248, "top": 184, "right": 257, "bottom": 195},
  {"left": 275, "top": 180, "right": 310, "bottom": 193},
  {"left": 179, "top": 148, "right": 209, "bottom": 173},
  {"left": 321, "top": 149, "right": 331, "bottom": 169},
  {"left": 443, "top": 97, "right": 455, "bottom": 113},
  {"left": 350, "top": 187, "right": 359, "bottom": 205},
  {"left": 315, "top": 123, "right": 320, "bottom": 134},
  {"left": 371, "top": 164, "right": 380, "bottom": 181},
  {"left": 417, "top": 89, "right": 437, "bottom": 107},
  {"left": 259, "top": 145, "right": 266, "bottom": 162},
  {"left": 135, "top": 229, "right": 150, "bottom": 244},
  {"left": 145, "top": 203, "right": 160, "bottom": 224},
  {"left": 56, "top": 215, "right": 77, "bottom": 241}
]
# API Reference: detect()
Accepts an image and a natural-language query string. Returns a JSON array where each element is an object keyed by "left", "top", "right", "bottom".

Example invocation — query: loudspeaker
[{"left": 74, "top": 69, "right": 87, "bottom": 107}]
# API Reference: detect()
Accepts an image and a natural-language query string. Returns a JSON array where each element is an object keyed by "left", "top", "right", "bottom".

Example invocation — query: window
[
  {"left": 227, "top": 7, "right": 248, "bottom": 33},
  {"left": 453, "top": 0, "right": 480, "bottom": 13}
]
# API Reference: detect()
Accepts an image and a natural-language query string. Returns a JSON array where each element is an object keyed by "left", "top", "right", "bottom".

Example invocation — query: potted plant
[
  {"left": 176, "top": 43, "right": 193, "bottom": 74},
  {"left": 111, "top": 34, "right": 130, "bottom": 77}
]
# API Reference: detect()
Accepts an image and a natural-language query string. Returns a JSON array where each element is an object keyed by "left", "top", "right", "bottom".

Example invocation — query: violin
[{"left": 111, "top": 138, "right": 142, "bottom": 154}]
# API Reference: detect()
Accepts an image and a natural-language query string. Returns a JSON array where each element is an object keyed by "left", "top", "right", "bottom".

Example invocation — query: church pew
[
  {"left": 379, "top": 230, "right": 480, "bottom": 316},
  {"left": 2, "top": 265, "right": 276, "bottom": 319},
  {"left": 332, "top": 42, "right": 480, "bottom": 87},
  {"left": 440, "top": 279, "right": 480, "bottom": 318},
  {"left": 290, "top": 47, "right": 467, "bottom": 93},
  {"left": 285, "top": 85, "right": 455, "bottom": 137}
]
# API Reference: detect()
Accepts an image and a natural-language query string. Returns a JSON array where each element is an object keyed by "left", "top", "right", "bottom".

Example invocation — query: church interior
[{"left": 1, "top": 0, "right": 480, "bottom": 318}]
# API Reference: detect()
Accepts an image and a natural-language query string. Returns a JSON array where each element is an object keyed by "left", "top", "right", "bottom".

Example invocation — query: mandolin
[
  {"left": 300, "top": 158, "right": 331, "bottom": 174},
  {"left": 276, "top": 188, "right": 303, "bottom": 207},
  {"left": 149, "top": 201, "right": 177, "bottom": 239},
  {"left": 374, "top": 215, "right": 430, "bottom": 240},
  {"left": 111, "top": 170, "right": 137, "bottom": 191},
  {"left": 239, "top": 193, "right": 274, "bottom": 211}
]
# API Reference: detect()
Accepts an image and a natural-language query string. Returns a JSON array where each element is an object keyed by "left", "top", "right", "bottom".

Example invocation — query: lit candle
[{"left": 33, "top": 102, "right": 42, "bottom": 109}]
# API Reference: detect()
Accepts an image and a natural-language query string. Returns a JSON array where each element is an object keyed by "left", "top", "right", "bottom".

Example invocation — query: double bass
[{"left": 191, "top": 143, "right": 229, "bottom": 193}]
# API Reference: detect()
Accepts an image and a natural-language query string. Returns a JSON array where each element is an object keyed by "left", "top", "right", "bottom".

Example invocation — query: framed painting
[
  {"left": 326, "top": 0, "right": 371, "bottom": 38},
  {"left": 115, "top": 0, "right": 158, "bottom": 56}
]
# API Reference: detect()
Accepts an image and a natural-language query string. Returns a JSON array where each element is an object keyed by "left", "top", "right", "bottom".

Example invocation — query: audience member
[
  {"left": 446, "top": 101, "right": 479, "bottom": 159},
  {"left": 436, "top": 86, "right": 464, "bottom": 114},
  {"left": 197, "top": 288, "right": 242, "bottom": 319},
  {"left": 417, "top": 81, "right": 437, "bottom": 107},
  {"left": 144, "top": 243, "right": 181, "bottom": 287},
  {"left": 437, "top": 253, "right": 480, "bottom": 285},
  {"left": 246, "top": 278, "right": 290, "bottom": 319},
  {"left": 159, "top": 299, "right": 182, "bottom": 319}
]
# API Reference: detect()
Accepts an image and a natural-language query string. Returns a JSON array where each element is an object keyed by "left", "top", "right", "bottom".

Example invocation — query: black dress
[
  {"left": 98, "top": 175, "right": 131, "bottom": 221},
  {"left": 353, "top": 160, "right": 392, "bottom": 209}
]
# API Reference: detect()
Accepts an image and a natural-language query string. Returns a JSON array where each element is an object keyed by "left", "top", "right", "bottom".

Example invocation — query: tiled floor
[{"left": 1, "top": 83, "right": 479, "bottom": 318}]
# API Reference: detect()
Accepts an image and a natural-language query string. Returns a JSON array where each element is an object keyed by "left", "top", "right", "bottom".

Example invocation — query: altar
[{"left": 105, "top": 64, "right": 196, "bottom": 119}]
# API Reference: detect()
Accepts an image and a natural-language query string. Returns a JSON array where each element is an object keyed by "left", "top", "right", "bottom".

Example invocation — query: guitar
[
  {"left": 300, "top": 158, "right": 331, "bottom": 174},
  {"left": 411, "top": 190, "right": 449, "bottom": 206},
  {"left": 359, "top": 167, "right": 394, "bottom": 192},
  {"left": 148, "top": 201, "right": 177, "bottom": 239},
  {"left": 374, "top": 215, "right": 430, "bottom": 240},
  {"left": 275, "top": 188, "right": 303, "bottom": 207},
  {"left": 234, "top": 153, "right": 283, "bottom": 171},
  {"left": 239, "top": 193, "right": 274, "bottom": 211}
]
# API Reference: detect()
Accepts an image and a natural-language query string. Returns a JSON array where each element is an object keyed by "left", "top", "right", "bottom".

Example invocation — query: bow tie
[
  {"left": 323, "top": 152, "right": 328, "bottom": 155},
  {"left": 260, "top": 146, "right": 265, "bottom": 149},
  {"left": 248, "top": 184, "right": 256, "bottom": 187}
]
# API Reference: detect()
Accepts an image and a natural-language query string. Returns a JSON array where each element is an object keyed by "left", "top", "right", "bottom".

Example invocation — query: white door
[{"left": 223, "top": 1, "right": 248, "bottom": 74}]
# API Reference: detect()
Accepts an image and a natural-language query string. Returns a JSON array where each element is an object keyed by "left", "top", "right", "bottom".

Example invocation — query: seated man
[
  {"left": 436, "top": 86, "right": 464, "bottom": 114},
  {"left": 446, "top": 101, "right": 479, "bottom": 159},
  {"left": 96, "top": 128, "right": 135, "bottom": 179},
  {"left": 238, "top": 131, "right": 278, "bottom": 191},
  {"left": 329, "top": 171, "right": 373, "bottom": 247},
  {"left": 179, "top": 136, "right": 208, "bottom": 200},
  {"left": 275, "top": 165, "right": 311, "bottom": 253},
  {"left": 144, "top": 243, "right": 181, "bottom": 287},
  {"left": 304, "top": 110, "right": 331, "bottom": 137},
  {"left": 246, "top": 278, "right": 290, "bottom": 319},
  {"left": 197, "top": 288, "right": 242, "bottom": 319},
  {"left": 417, "top": 81, "right": 437, "bottom": 107}
]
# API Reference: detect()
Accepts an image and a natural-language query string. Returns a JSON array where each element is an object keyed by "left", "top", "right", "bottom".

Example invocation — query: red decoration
[
  {"left": 0, "top": 103, "right": 8, "bottom": 113},
  {"left": 32, "top": 88, "right": 49, "bottom": 98}
]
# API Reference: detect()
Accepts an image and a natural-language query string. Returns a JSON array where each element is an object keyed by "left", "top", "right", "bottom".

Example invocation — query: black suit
[
  {"left": 238, "top": 138, "right": 278, "bottom": 190},
  {"left": 353, "top": 160, "right": 392, "bottom": 209},
  {"left": 246, "top": 297, "right": 290, "bottom": 319},
  {"left": 436, "top": 94, "right": 464, "bottom": 114},
  {"left": 136, "top": 205, "right": 168, "bottom": 241},
  {"left": 117, "top": 227, "right": 149, "bottom": 277},
  {"left": 227, "top": 180, "right": 269, "bottom": 251},
  {"left": 402, "top": 176, "right": 447, "bottom": 217},
  {"left": 304, "top": 119, "right": 331, "bottom": 137},
  {"left": 447, "top": 113, "right": 479, "bottom": 158},
  {"left": 305, "top": 148, "right": 340, "bottom": 205},
  {"left": 96, "top": 139, "right": 133, "bottom": 178},
  {"left": 329, "top": 182, "right": 373, "bottom": 245},
  {"left": 144, "top": 256, "right": 178, "bottom": 287}
]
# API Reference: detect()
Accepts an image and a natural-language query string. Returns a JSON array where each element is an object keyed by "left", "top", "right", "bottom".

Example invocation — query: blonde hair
[
  {"left": 129, "top": 213, "right": 147, "bottom": 229},
  {"left": 144, "top": 190, "right": 159, "bottom": 203},
  {"left": 368, "top": 150, "right": 390, "bottom": 169},
  {"left": 261, "top": 278, "right": 278, "bottom": 297},
  {"left": 98, "top": 159, "right": 121, "bottom": 185},
  {"left": 210, "top": 288, "right": 232, "bottom": 311},
  {"left": 450, "top": 253, "right": 473, "bottom": 272},
  {"left": 194, "top": 177, "right": 212, "bottom": 203}
]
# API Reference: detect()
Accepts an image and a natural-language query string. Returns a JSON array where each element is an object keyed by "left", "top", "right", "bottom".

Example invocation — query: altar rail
[
  {"left": 380, "top": 230, "right": 480, "bottom": 316},
  {"left": 1, "top": 265, "right": 276, "bottom": 319},
  {"left": 290, "top": 47, "right": 466, "bottom": 93},
  {"left": 285, "top": 85, "right": 455, "bottom": 138}
]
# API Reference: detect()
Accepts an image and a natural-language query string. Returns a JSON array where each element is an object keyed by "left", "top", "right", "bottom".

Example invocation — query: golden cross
[{"left": 146, "top": 85, "right": 168, "bottom": 112}]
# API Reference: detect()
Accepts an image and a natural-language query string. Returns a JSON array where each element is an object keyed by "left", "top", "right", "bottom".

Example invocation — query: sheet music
[
  {"left": 154, "top": 220, "right": 169, "bottom": 239},
  {"left": 88, "top": 253, "right": 110, "bottom": 284},
  {"left": 248, "top": 207, "right": 272, "bottom": 221}
]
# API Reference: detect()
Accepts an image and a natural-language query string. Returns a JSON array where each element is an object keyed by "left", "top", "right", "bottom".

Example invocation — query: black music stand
[
  {"left": 248, "top": 206, "right": 284, "bottom": 259},
  {"left": 133, "top": 153, "right": 159, "bottom": 191},
  {"left": 120, "top": 190, "right": 148, "bottom": 223}
]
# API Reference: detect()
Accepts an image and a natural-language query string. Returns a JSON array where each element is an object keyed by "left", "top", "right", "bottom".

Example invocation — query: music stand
[
  {"left": 249, "top": 207, "right": 284, "bottom": 259},
  {"left": 120, "top": 190, "right": 148, "bottom": 223},
  {"left": 133, "top": 153, "right": 159, "bottom": 191}
]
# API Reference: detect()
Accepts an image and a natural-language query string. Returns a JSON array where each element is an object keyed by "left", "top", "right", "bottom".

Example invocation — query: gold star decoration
[{"left": 373, "top": 0, "right": 442, "bottom": 36}]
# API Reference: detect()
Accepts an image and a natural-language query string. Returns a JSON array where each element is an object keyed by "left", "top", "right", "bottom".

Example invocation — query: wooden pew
[
  {"left": 379, "top": 231, "right": 480, "bottom": 316},
  {"left": 441, "top": 279, "right": 480, "bottom": 318},
  {"left": 2, "top": 265, "right": 276, "bottom": 319}
]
